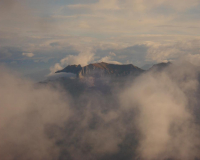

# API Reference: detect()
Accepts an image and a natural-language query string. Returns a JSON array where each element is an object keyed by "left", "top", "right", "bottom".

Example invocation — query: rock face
[{"left": 56, "top": 62, "right": 144, "bottom": 78}]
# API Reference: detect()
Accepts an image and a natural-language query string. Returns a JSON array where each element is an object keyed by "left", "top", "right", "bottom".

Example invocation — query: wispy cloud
[{"left": 22, "top": 52, "right": 34, "bottom": 58}]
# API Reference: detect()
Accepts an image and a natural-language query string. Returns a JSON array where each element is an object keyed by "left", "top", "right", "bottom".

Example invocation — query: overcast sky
[{"left": 1, "top": 0, "right": 200, "bottom": 81}]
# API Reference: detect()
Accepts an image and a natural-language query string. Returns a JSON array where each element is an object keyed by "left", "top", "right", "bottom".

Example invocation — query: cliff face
[{"left": 56, "top": 62, "right": 144, "bottom": 78}]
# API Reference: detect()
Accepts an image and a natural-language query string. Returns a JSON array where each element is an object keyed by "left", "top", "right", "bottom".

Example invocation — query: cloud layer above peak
[{"left": 1, "top": 0, "right": 200, "bottom": 80}]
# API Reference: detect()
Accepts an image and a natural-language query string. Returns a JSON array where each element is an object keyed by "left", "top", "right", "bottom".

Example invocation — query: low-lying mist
[{"left": 1, "top": 59, "right": 200, "bottom": 160}]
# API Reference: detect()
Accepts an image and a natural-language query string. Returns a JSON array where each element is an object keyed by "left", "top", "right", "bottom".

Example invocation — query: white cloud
[
  {"left": 67, "top": 0, "right": 120, "bottom": 11},
  {"left": 60, "top": 49, "right": 94, "bottom": 66},
  {"left": 109, "top": 52, "right": 116, "bottom": 56},
  {"left": 22, "top": 52, "right": 34, "bottom": 58},
  {"left": 98, "top": 52, "right": 121, "bottom": 64},
  {"left": 181, "top": 54, "right": 200, "bottom": 66},
  {"left": 49, "top": 49, "right": 94, "bottom": 75},
  {"left": 0, "top": 65, "right": 71, "bottom": 160},
  {"left": 99, "top": 56, "right": 121, "bottom": 64},
  {"left": 49, "top": 63, "right": 63, "bottom": 75},
  {"left": 121, "top": 61, "right": 200, "bottom": 159},
  {"left": 145, "top": 39, "right": 200, "bottom": 63}
]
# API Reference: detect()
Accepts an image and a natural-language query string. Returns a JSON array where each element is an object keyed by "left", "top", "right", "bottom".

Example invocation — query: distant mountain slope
[
  {"left": 149, "top": 62, "right": 172, "bottom": 71},
  {"left": 56, "top": 62, "right": 144, "bottom": 78},
  {"left": 56, "top": 64, "right": 82, "bottom": 74},
  {"left": 141, "top": 63, "right": 154, "bottom": 70}
]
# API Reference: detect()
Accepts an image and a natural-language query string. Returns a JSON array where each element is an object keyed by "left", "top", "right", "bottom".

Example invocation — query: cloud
[
  {"left": 123, "top": 0, "right": 199, "bottom": 12},
  {"left": 98, "top": 52, "right": 121, "bottom": 64},
  {"left": 60, "top": 49, "right": 94, "bottom": 66},
  {"left": 55, "top": 0, "right": 199, "bottom": 39},
  {"left": 2, "top": 56, "right": 200, "bottom": 159},
  {"left": 49, "top": 63, "right": 63, "bottom": 75},
  {"left": 99, "top": 56, "right": 121, "bottom": 64},
  {"left": 121, "top": 56, "right": 200, "bottom": 159},
  {"left": 22, "top": 52, "right": 35, "bottom": 58},
  {"left": 145, "top": 39, "right": 200, "bottom": 63},
  {"left": 49, "top": 49, "right": 94, "bottom": 75},
  {"left": 181, "top": 53, "right": 200, "bottom": 66},
  {"left": 67, "top": 0, "right": 120, "bottom": 11},
  {"left": 0, "top": 65, "right": 71, "bottom": 160},
  {"left": 67, "top": 0, "right": 199, "bottom": 13},
  {"left": 109, "top": 52, "right": 116, "bottom": 56},
  {"left": 0, "top": 65, "right": 127, "bottom": 160},
  {"left": 1, "top": 0, "right": 200, "bottom": 77},
  {"left": 0, "top": 46, "right": 23, "bottom": 60}
]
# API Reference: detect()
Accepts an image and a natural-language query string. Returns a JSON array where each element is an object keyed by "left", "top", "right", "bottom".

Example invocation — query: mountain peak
[{"left": 56, "top": 62, "right": 144, "bottom": 78}]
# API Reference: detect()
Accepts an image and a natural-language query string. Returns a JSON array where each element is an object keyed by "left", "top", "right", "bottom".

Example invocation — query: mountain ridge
[{"left": 56, "top": 62, "right": 144, "bottom": 78}]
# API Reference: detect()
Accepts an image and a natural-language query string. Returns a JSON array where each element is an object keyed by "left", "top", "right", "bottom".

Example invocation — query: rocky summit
[{"left": 56, "top": 62, "right": 144, "bottom": 78}]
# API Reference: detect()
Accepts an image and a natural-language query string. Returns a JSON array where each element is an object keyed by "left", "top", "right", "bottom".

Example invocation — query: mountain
[
  {"left": 56, "top": 64, "right": 82, "bottom": 74},
  {"left": 45, "top": 61, "right": 174, "bottom": 97},
  {"left": 141, "top": 63, "right": 154, "bottom": 70},
  {"left": 149, "top": 62, "right": 172, "bottom": 71},
  {"left": 56, "top": 62, "right": 144, "bottom": 78}
]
